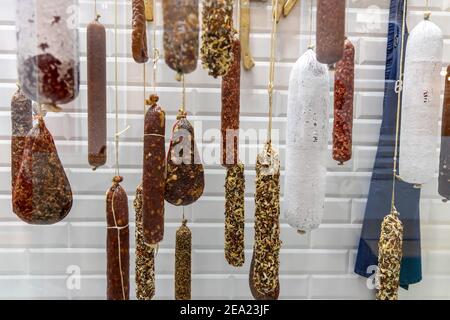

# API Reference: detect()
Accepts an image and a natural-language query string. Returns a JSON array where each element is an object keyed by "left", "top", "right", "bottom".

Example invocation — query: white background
[{"left": 0, "top": 0, "right": 449, "bottom": 299}]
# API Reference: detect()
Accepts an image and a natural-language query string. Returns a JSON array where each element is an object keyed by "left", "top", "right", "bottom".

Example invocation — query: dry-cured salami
[
  {"left": 200, "top": 0, "right": 234, "bottom": 78},
  {"left": 134, "top": 184, "right": 155, "bottom": 300},
  {"left": 11, "top": 86, "right": 32, "bottom": 190},
  {"left": 12, "top": 116, "right": 72, "bottom": 224},
  {"left": 175, "top": 219, "right": 191, "bottom": 300},
  {"left": 87, "top": 17, "right": 107, "bottom": 169},
  {"left": 316, "top": 0, "right": 345, "bottom": 65},
  {"left": 333, "top": 38, "right": 355, "bottom": 165},
  {"left": 143, "top": 94, "right": 166, "bottom": 244},
  {"left": 224, "top": 162, "right": 245, "bottom": 267},
  {"left": 164, "top": 111, "right": 204, "bottom": 206},
  {"left": 221, "top": 37, "right": 241, "bottom": 167},
  {"left": 249, "top": 143, "right": 281, "bottom": 300},
  {"left": 132, "top": 0, "right": 149, "bottom": 64},
  {"left": 439, "top": 65, "right": 450, "bottom": 200},
  {"left": 106, "top": 176, "right": 130, "bottom": 300},
  {"left": 163, "top": 0, "right": 199, "bottom": 74}
]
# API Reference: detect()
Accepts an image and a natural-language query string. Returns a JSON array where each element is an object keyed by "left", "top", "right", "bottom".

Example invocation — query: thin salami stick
[
  {"left": 132, "top": 0, "right": 149, "bottom": 63},
  {"left": 221, "top": 37, "right": 241, "bottom": 167},
  {"left": 163, "top": 0, "right": 199, "bottom": 75},
  {"left": 12, "top": 116, "right": 72, "bottom": 224},
  {"left": 11, "top": 86, "right": 32, "bottom": 190},
  {"left": 249, "top": 143, "right": 281, "bottom": 300},
  {"left": 175, "top": 219, "right": 191, "bottom": 300},
  {"left": 134, "top": 184, "right": 155, "bottom": 300},
  {"left": 200, "top": 0, "right": 234, "bottom": 78},
  {"left": 87, "top": 17, "right": 107, "bottom": 169},
  {"left": 224, "top": 162, "right": 245, "bottom": 267},
  {"left": 239, "top": 0, "right": 254, "bottom": 70},
  {"left": 316, "top": 0, "right": 345, "bottom": 65},
  {"left": 142, "top": 94, "right": 166, "bottom": 244},
  {"left": 439, "top": 64, "right": 450, "bottom": 201},
  {"left": 106, "top": 176, "right": 130, "bottom": 300},
  {"left": 164, "top": 110, "right": 204, "bottom": 206},
  {"left": 333, "top": 38, "right": 355, "bottom": 165}
]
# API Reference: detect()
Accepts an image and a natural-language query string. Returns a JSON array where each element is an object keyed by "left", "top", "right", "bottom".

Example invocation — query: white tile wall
[{"left": 0, "top": 0, "right": 449, "bottom": 300}]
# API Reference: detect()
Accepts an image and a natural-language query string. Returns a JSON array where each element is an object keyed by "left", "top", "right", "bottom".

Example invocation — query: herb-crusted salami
[
  {"left": 12, "top": 117, "right": 72, "bottom": 224},
  {"left": 175, "top": 219, "right": 191, "bottom": 300}
]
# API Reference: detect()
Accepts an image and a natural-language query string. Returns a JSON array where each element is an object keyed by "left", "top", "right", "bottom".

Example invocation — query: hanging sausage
[
  {"left": 239, "top": 0, "right": 254, "bottom": 70},
  {"left": 142, "top": 94, "right": 166, "bottom": 244},
  {"left": 221, "top": 37, "right": 241, "bottom": 167},
  {"left": 16, "top": 0, "right": 80, "bottom": 108},
  {"left": 132, "top": 0, "right": 149, "bottom": 63},
  {"left": 399, "top": 16, "right": 443, "bottom": 185},
  {"left": 163, "top": 0, "right": 199, "bottom": 75},
  {"left": 284, "top": 49, "right": 330, "bottom": 233},
  {"left": 200, "top": 0, "right": 234, "bottom": 78},
  {"left": 134, "top": 184, "right": 155, "bottom": 300},
  {"left": 175, "top": 219, "right": 192, "bottom": 300},
  {"left": 224, "top": 162, "right": 245, "bottom": 267},
  {"left": 12, "top": 116, "right": 73, "bottom": 224},
  {"left": 164, "top": 110, "right": 205, "bottom": 206},
  {"left": 87, "top": 16, "right": 107, "bottom": 169},
  {"left": 439, "top": 65, "right": 450, "bottom": 201},
  {"left": 333, "top": 38, "right": 355, "bottom": 165},
  {"left": 106, "top": 176, "right": 130, "bottom": 300},
  {"left": 249, "top": 143, "right": 281, "bottom": 300},
  {"left": 316, "top": 0, "right": 345, "bottom": 65},
  {"left": 11, "top": 86, "right": 32, "bottom": 191}
]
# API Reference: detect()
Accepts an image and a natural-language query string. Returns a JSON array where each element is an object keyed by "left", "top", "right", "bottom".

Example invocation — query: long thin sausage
[
  {"left": 175, "top": 219, "right": 191, "bottom": 300},
  {"left": 333, "top": 38, "right": 355, "bottom": 165},
  {"left": 106, "top": 176, "right": 130, "bottom": 300},
  {"left": 143, "top": 94, "right": 166, "bottom": 244},
  {"left": 439, "top": 64, "right": 450, "bottom": 200},
  {"left": 221, "top": 38, "right": 241, "bottom": 167},
  {"left": 87, "top": 17, "right": 107, "bottom": 169}
]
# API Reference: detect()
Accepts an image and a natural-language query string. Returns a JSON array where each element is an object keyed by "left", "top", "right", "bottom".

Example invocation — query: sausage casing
[
  {"left": 12, "top": 117, "right": 72, "bottom": 224},
  {"left": 143, "top": 95, "right": 166, "bottom": 244},
  {"left": 439, "top": 64, "right": 450, "bottom": 200},
  {"left": 175, "top": 219, "right": 191, "bottom": 300},
  {"left": 163, "top": 0, "right": 199, "bottom": 74},
  {"left": 332, "top": 38, "right": 355, "bottom": 164},
  {"left": 132, "top": 0, "right": 149, "bottom": 63},
  {"left": 165, "top": 112, "right": 204, "bottom": 206},
  {"left": 221, "top": 38, "right": 241, "bottom": 167},
  {"left": 87, "top": 19, "right": 107, "bottom": 169},
  {"left": 11, "top": 86, "right": 32, "bottom": 190},
  {"left": 316, "top": 0, "right": 345, "bottom": 65},
  {"left": 106, "top": 176, "right": 130, "bottom": 300}
]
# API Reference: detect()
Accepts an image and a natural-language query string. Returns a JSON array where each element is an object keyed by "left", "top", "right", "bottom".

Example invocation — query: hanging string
[
  {"left": 390, "top": 0, "right": 408, "bottom": 212},
  {"left": 181, "top": 74, "right": 186, "bottom": 113},
  {"left": 114, "top": 0, "right": 120, "bottom": 176},
  {"left": 308, "top": 0, "right": 314, "bottom": 48},
  {"left": 151, "top": 0, "right": 159, "bottom": 94},
  {"left": 424, "top": 0, "right": 431, "bottom": 19},
  {"left": 94, "top": 0, "right": 98, "bottom": 19},
  {"left": 267, "top": 0, "right": 279, "bottom": 143}
]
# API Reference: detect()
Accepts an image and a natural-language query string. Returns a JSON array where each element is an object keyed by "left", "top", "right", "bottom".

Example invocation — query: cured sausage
[
  {"left": 316, "top": 0, "right": 345, "bottom": 65},
  {"left": 142, "top": 94, "right": 166, "bottom": 244},
  {"left": 175, "top": 219, "right": 191, "bottom": 300},
  {"left": 12, "top": 116, "right": 72, "bottom": 224},
  {"left": 106, "top": 176, "right": 130, "bottom": 300},
  {"left": 11, "top": 86, "right": 32, "bottom": 190},
  {"left": 224, "top": 162, "right": 245, "bottom": 267},
  {"left": 399, "top": 18, "right": 443, "bottom": 185},
  {"left": 239, "top": 0, "right": 254, "bottom": 70},
  {"left": 132, "top": 0, "right": 149, "bottom": 63},
  {"left": 221, "top": 38, "right": 241, "bottom": 167},
  {"left": 200, "top": 0, "right": 234, "bottom": 78},
  {"left": 249, "top": 143, "right": 281, "bottom": 300},
  {"left": 164, "top": 111, "right": 204, "bottom": 206},
  {"left": 134, "top": 184, "right": 155, "bottom": 300},
  {"left": 162, "top": 0, "right": 199, "bottom": 74},
  {"left": 439, "top": 65, "right": 450, "bottom": 200},
  {"left": 284, "top": 49, "right": 330, "bottom": 233},
  {"left": 333, "top": 38, "right": 355, "bottom": 165},
  {"left": 87, "top": 17, "right": 107, "bottom": 169}
]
